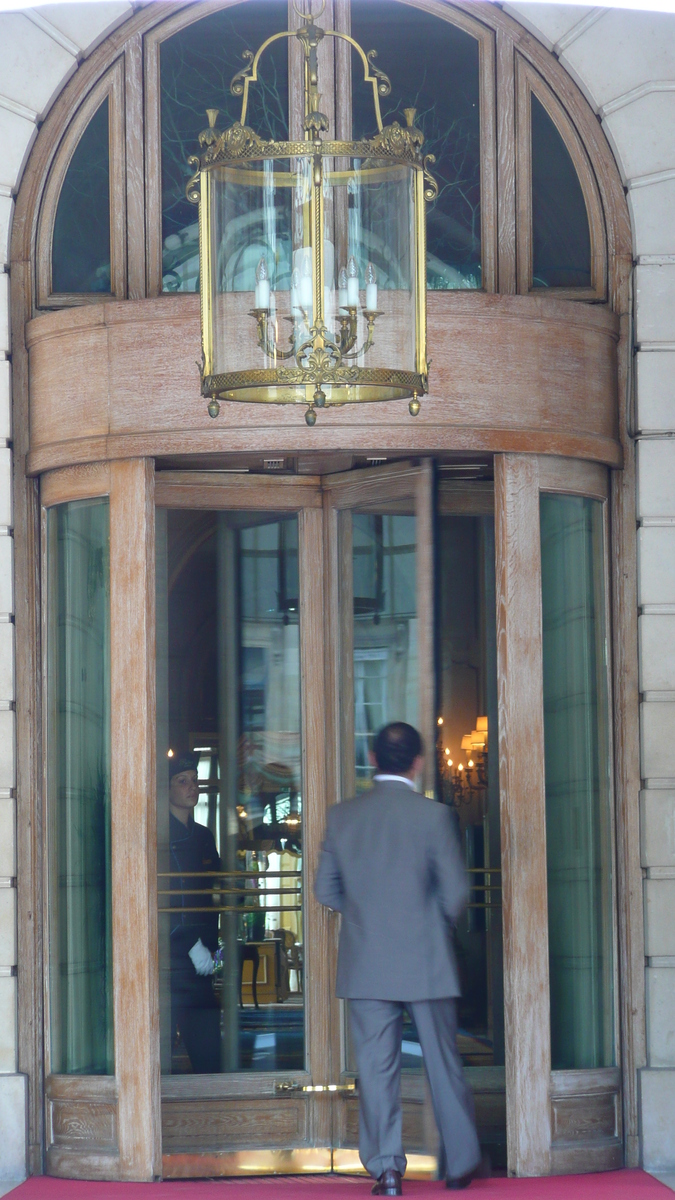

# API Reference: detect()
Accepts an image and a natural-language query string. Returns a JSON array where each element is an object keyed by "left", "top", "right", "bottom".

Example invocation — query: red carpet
[{"left": 6, "top": 1171, "right": 670, "bottom": 1199}]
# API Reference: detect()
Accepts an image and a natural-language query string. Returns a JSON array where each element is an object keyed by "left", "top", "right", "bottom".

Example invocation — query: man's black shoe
[
  {"left": 446, "top": 1152, "right": 491, "bottom": 1189},
  {"left": 372, "top": 1168, "right": 403, "bottom": 1195}
]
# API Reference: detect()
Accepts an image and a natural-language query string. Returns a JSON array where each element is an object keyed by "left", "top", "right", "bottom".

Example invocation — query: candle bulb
[
  {"left": 338, "top": 267, "right": 348, "bottom": 310},
  {"left": 365, "top": 261, "right": 378, "bottom": 311},
  {"left": 255, "top": 256, "right": 270, "bottom": 311},
  {"left": 347, "top": 255, "right": 359, "bottom": 307},
  {"left": 300, "top": 252, "right": 313, "bottom": 310},
  {"left": 291, "top": 268, "right": 300, "bottom": 314}
]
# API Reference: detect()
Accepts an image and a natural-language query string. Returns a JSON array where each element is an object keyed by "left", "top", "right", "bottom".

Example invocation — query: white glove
[{"left": 188, "top": 937, "right": 215, "bottom": 976}]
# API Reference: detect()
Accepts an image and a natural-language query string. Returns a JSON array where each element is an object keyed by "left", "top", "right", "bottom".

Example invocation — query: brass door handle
[
  {"left": 303, "top": 1082, "right": 357, "bottom": 1094},
  {"left": 275, "top": 1080, "right": 357, "bottom": 1095}
]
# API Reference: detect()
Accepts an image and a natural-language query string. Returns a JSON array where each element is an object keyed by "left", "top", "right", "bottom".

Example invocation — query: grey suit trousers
[{"left": 349, "top": 997, "right": 481, "bottom": 1182}]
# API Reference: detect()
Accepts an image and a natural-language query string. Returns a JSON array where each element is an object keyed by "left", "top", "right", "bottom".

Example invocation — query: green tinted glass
[
  {"left": 531, "top": 95, "right": 591, "bottom": 289},
  {"left": 47, "top": 499, "right": 113, "bottom": 1074},
  {"left": 540, "top": 493, "right": 614, "bottom": 1070},
  {"left": 52, "top": 98, "right": 111, "bottom": 294}
]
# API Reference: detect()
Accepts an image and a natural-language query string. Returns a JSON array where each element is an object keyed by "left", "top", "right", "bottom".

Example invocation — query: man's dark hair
[{"left": 373, "top": 723, "right": 423, "bottom": 775}]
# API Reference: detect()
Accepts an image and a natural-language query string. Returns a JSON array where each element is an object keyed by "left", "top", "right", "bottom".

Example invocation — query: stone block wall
[{"left": 0, "top": 0, "right": 673, "bottom": 1178}]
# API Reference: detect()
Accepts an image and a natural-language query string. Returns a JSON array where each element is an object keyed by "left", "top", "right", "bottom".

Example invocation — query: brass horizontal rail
[
  {"left": 157, "top": 905, "right": 302, "bottom": 914},
  {"left": 157, "top": 870, "right": 301, "bottom": 878},
  {"left": 157, "top": 888, "right": 301, "bottom": 896}
]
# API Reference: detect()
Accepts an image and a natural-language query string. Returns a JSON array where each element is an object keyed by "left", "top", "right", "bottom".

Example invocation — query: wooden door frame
[
  {"left": 40, "top": 459, "right": 160, "bottom": 1182},
  {"left": 154, "top": 470, "right": 336, "bottom": 1178},
  {"left": 29, "top": 450, "right": 642, "bottom": 1180},
  {"left": 496, "top": 453, "right": 624, "bottom": 1177}
]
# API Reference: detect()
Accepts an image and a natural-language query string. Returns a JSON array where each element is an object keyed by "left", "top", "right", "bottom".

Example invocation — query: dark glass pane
[
  {"left": 531, "top": 94, "right": 591, "bottom": 288},
  {"left": 161, "top": 2, "right": 289, "bottom": 292},
  {"left": 351, "top": 0, "right": 481, "bottom": 289},
  {"left": 52, "top": 98, "right": 111, "bottom": 294},
  {"left": 47, "top": 499, "right": 113, "bottom": 1074},
  {"left": 156, "top": 510, "right": 304, "bottom": 1074},
  {"left": 540, "top": 494, "right": 614, "bottom": 1069},
  {"left": 436, "top": 514, "right": 503, "bottom": 1077}
]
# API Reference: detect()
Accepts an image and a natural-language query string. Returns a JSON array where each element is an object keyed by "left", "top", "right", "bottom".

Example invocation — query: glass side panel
[
  {"left": 160, "top": 1, "right": 289, "bottom": 292},
  {"left": 156, "top": 509, "right": 303, "bottom": 1074},
  {"left": 47, "top": 499, "right": 113, "bottom": 1074},
  {"left": 531, "top": 94, "right": 591, "bottom": 289},
  {"left": 350, "top": 0, "right": 481, "bottom": 289},
  {"left": 52, "top": 98, "right": 111, "bottom": 294},
  {"left": 540, "top": 493, "right": 615, "bottom": 1070}
]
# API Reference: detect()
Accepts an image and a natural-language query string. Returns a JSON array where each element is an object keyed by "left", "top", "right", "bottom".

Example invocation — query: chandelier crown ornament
[{"left": 188, "top": 0, "right": 437, "bottom": 425}]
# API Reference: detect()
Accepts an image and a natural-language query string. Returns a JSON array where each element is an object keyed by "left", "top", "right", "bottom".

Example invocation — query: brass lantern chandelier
[{"left": 188, "top": 3, "right": 438, "bottom": 427}]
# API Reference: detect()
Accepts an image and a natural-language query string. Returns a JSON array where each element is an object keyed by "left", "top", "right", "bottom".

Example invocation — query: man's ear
[{"left": 368, "top": 750, "right": 377, "bottom": 768}]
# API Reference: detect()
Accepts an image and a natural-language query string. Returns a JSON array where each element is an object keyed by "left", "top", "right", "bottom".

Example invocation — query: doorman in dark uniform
[
  {"left": 315, "top": 723, "right": 485, "bottom": 1194},
  {"left": 168, "top": 752, "right": 222, "bottom": 1074}
]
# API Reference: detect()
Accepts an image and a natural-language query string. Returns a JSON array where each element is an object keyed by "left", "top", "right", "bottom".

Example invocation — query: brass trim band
[{"left": 204, "top": 368, "right": 426, "bottom": 405}]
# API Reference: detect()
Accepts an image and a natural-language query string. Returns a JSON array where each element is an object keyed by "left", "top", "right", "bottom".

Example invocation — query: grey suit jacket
[{"left": 314, "top": 780, "right": 468, "bottom": 1001}]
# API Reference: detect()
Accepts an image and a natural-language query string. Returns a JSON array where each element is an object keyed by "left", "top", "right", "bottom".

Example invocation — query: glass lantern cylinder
[
  {"left": 200, "top": 150, "right": 427, "bottom": 412},
  {"left": 192, "top": 12, "right": 435, "bottom": 424}
]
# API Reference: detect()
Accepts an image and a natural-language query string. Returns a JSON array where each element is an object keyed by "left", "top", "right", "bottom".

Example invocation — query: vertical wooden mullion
[
  {"left": 494, "top": 453, "right": 550, "bottom": 1176},
  {"left": 299, "top": 507, "right": 331, "bottom": 1137},
  {"left": 496, "top": 30, "right": 517, "bottom": 295},
  {"left": 416, "top": 459, "right": 435, "bottom": 795},
  {"left": 144, "top": 30, "right": 163, "bottom": 297},
  {"left": 110, "top": 459, "right": 160, "bottom": 1180},
  {"left": 125, "top": 34, "right": 146, "bottom": 300},
  {"left": 478, "top": 27, "right": 497, "bottom": 294}
]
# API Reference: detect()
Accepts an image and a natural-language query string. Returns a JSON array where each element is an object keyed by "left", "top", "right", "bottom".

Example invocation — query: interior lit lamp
[
  {"left": 188, "top": 1, "right": 437, "bottom": 426},
  {"left": 437, "top": 716, "right": 444, "bottom": 726},
  {"left": 167, "top": 749, "right": 174, "bottom": 758}
]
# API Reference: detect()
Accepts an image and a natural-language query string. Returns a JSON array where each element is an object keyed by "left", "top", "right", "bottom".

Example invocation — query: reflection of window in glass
[
  {"left": 531, "top": 94, "right": 591, "bottom": 289},
  {"left": 540, "top": 493, "right": 614, "bottom": 1070},
  {"left": 160, "top": 1, "right": 289, "bottom": 292},
  {"left": 354, "top": 648, "right": 388, "bottom": 780},
  {"left": 352, "top": 513, "right": 418, "bottom": 791},
  {"left": 350, "top": 0, "right": 481, "bottom": 289},
  {"left": 52, "top": 98, "right": 111, "bottom": 294}
]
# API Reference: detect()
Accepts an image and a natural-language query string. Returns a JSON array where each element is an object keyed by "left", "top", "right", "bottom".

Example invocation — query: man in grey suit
[{"left": 315, "top": 722, "right": 482, "bottom": 1195}]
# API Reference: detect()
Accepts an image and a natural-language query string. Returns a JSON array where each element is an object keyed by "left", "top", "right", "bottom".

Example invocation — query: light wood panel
[
  {"left": 537, "top": 457, "right": 608, "bottom": 501},
  {"left": 109, "top": 458, "right": 161, "bottom": 1180},
  {"left": 494, "top": 453, "right": 550, "bottom": 1177},
  {"left": 155, "top": 473, "right": 322, "bottom": 509},
  {"left": 26, "top": 292, "right": 621, "bottom": 476},
  {"left": 40, "top": 463, "right": 111, "bottom": 508}
]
